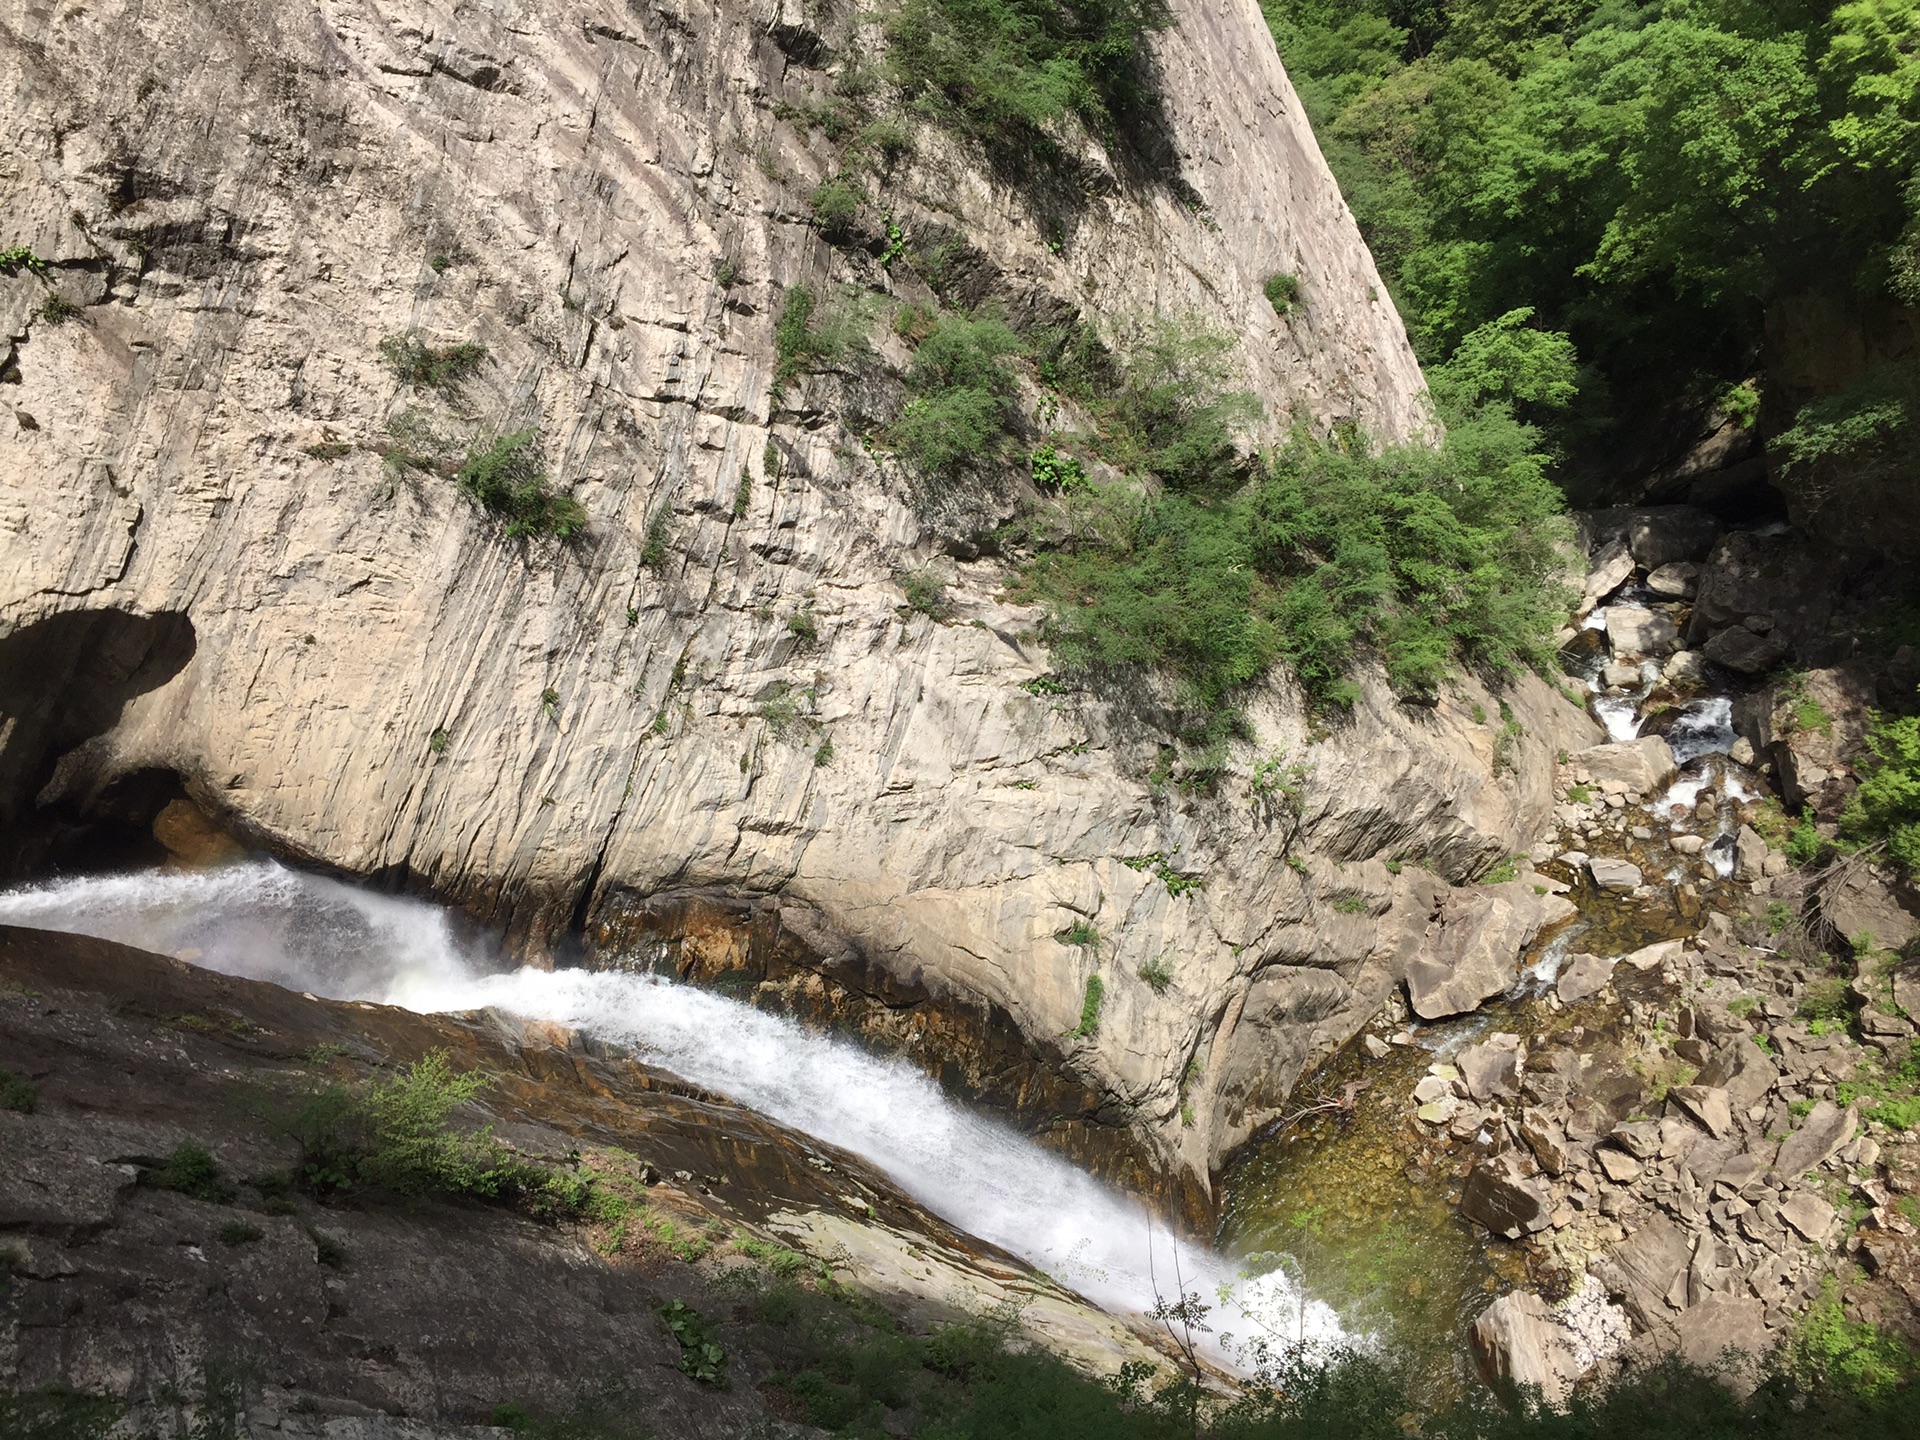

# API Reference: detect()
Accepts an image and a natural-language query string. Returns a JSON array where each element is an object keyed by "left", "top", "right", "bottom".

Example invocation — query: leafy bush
[
  {"left": 1056, "top": 920, "right": 1099, "bottom": 947},
  {"left": 0, "top": 246, "right": 47, "bottom": 274},
  {"left": 900, "top": 566, "right": 949, "bottom": 619},
  {"left": 1843, "top": 702, "right": 1920, "bottom": 871},
  {"left": 810, "top": 176, "right": 863, "bottom": 238},
  {"left": 1019, "top": 402, "right": 1568, "bottom": 713},
  {"left": 0, "top": 1068, "right": 36, "bottom": 1113},
  {"left": 890, "top": 312, "right": 1024, "bottom": 480},
  {"left": 1264, "top": 272, "right": 1301, "bottom": 314},
  {"left": 1031, "top": 442, "right": 1089, "bottom": 493},
  {"left": 147, "top": 1142, "right": 237, "bottom": 1204},
  {"left": 378, "top": 332, "right": 489, "bottom": 393},
  {"left": 217, "top": 1221, "right": 263, "bottom": 1246},
  {"left": 0, "top": 1386, "right": 123, "bottom": 1440},
  {"left": 882, "top": 0, "right": 1170, "bottom": 149},
  {"left": 454, "top": 431, "right": 587, "bottom": 541},
  {"left": 1137, "top": 954, "right": 1175, "bottom": 992},
  {"left": 1775, "top": 361, "right": 1918, "bottom": 498},
  {"left": 285, "top": 1050, "right": 563, "bottom": 1204},
  {"left": 773, "top": 285, "right": 869, "bottom": 389},
  {"left": 660, "top": 1299, "right": 728, "bottom": 1386},
  {"left": 1100, "top": 316, "right": 1262, "bottom": 492}
]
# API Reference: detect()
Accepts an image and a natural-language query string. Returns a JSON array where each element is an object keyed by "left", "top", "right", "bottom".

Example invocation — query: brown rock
[
  {"left": 1774, "top": 1101, "right": 1857, "bottom": 1183},
  {"left": 1462, "top": 1152, "right": 1556, "bottom": 1240},
  {"left": 1596, "top": 1147, "right": 1644, "bottom": 1184},
  {"left": 1471, "top": 1291, "right": 1584, "bottom": 1405},
  {"left": 1558, "top": 952, "right": 1613, "bottom": 1004},
  {"left": 1458, "top": 1033, "right": 1524, "bottom": 1101},
  {"left": 1519, "top": 1109, "right": 1569, "bottom": 1177},
  {"left": 1671, "top": 1085, "right": 1734, "bottom": 1139},
  {"left": 1674, "top": 1295, "right": 1773, "bottom": 1395}
]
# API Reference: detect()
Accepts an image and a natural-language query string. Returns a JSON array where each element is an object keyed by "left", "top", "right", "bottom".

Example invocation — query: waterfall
[{"left": 0, "top": 862, "right": 1340, "bottom": 1366}]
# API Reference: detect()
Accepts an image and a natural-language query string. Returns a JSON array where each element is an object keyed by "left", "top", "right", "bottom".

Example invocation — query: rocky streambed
[{"left": 1218, "top": 510, "right": 1920, "bottom": 1401}]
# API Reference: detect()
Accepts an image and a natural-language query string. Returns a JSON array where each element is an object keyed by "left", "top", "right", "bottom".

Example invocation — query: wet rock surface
[
  {"left": 0, "top": 926, "right": 1164, "bottom": 1435},
  {"left": 1220, "top": 518, "right": 1920, "bottom": 1403}
]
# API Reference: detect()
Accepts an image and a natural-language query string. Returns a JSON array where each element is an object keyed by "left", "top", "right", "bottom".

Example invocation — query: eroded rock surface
[{"left": 0, "top": 0, "right": 1599, "bottom": 1197}]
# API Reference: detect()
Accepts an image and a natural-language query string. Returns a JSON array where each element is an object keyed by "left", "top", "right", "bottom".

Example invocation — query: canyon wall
[{"left": 0, "top": 0, "right": 1593, "bottom": 1202}]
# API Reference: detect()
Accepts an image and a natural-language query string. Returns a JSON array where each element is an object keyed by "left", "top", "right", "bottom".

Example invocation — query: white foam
[{"left": 0, "top": 863, "right": 1339, "bottom": 1364}]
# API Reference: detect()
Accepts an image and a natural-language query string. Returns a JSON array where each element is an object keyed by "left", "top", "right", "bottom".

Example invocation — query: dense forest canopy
[{"left": 1258, "top": 0, "right": 1920, "bottom": 488}]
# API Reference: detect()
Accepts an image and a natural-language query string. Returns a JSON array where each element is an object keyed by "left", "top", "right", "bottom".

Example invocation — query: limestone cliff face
[{"left": 0, "top": 0, "right": 1591, "bottom": 1200}]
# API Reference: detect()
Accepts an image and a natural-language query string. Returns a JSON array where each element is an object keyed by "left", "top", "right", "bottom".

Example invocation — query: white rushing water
[{"left": 0, "top": 862, "right": 1339, "bottom": 1364}]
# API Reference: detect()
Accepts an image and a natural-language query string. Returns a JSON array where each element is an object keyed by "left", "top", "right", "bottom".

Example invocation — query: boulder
[
  {"left": 1602, "top": 662, "right": 1642, "bottom": 689},
  {"left": 1688, "top": 530, "right": 1835, "bottom": 659},
  {"left": 1621, "top": 938, "right": 1685, "bottom": 971},
  {"left": 1663, "top": 650, "right": 1707, "bottom": 685},
  {"left": 1596, "top": 1147, "right": 1644, "bottom": 1184},
  {"left": 1581, "top": 506, "right": 1722, "bottom": 570},
  {"left": 1697, "top": 1039, "right": 1780, "bottom": 1112},
  {"left": 1588, "top": 857, "right": 1643, "bottom": 893},
  {"left": 1819, "top": 866, "right": 1920, "bottom": 952},
  {"left": 1583, "top": 538, "right": 1635, "bottom": 606},
  {"left": 1646, "top": 562, "right": 1700, "bottom": 598},
  {"left": 1610, "top": 1120, "right": 1663, "bottom": 1159},
  {"left": 1595, "top": 1215, "right": 1692, "bottom": 1329},
  {"left": 1734, "top": 825, "right": 1766, "bottom": 883},
  {"left": 1606, "top": 605, "right": 1680, "bottom": 658},
  {"left": 1773, "top": 1101, "right": 1857, "bottom": 1182},
  {"left": 1461, "top": 1152, "right": 1555, "bottom": 1239},
  {"left": 1407, "top": 887, "right": 1573, "bottom": 1021},
  {"left": 1674, "top": 1295, "right": 1772, "bottom": 1394},
  {"left": 1557, "top": 952, "right": 1613, "bottom": 1004},
  {"left": 1518, "top": 1109, "right": 1568, "bottom": 1176},
  {"left": 1457, "top": 1033, "right": 1524, "bottom": 1101},
  {"left": 1766, "top": 668, "right": 1873, "bottom": 819},
  {"left": 1705, "top": 625, "right": 1788, "bottom": 675},
  {"left": 1572, "top": 736, "right": 1678, "bottom": 797},
  {"left": 1471, "top": 1291, "right": 1585, "bottom": 1406},
  {"left": 1779, "top": 1192, "right": 1836, "bottom": 1243},
  {"left": 1670, "top": 1085, "right": 1733, "bottom": 1139}
]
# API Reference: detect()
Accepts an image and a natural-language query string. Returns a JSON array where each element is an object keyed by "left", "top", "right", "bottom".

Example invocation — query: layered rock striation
[{"left": 0, "top": 0, "right": 1592, "bottom": 1201}]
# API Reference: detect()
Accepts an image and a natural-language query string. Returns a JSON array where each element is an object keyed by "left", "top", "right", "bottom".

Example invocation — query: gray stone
[
  {"left": 1607, "top": 605, "right": 1680, "bottom": 658},
  {"left": 1671, "top": 1085, "right": 1733, "bottom": 1139},
  {"left": 1461, "top": 1152, "right": 1556, "bottom": 1239},
  {"left": 1583, "top": 539, "right": 1635, "bottom": 605},
  {"left": 1671, "top": 834, "right": 1705, "bottom": 855},
  {"left": 1413, "top": 1075, "right": 1452, "bottom": 1104},
  {"left": 1663, "top": 650, "right": 1708, "bottom": 684},
  {"left": 1697, "top": 1039, "right": 1780, "bottom": 1112},
  {"left": 1596, "top": 1215, "right": 1692, "bottom": 1329},
  {"left": 1602, "top": 662, "right": 1643, "bottom": 689},
  {"left": 1734, "top": 825, "right": 1767, "bottom": 882},
  {"left": 1674, "top": 1295, "right": 1772, "bottom": 1394},
  {"left": 1729, "top": 736, "right": 1756, "bottom": 766},
  {"left": 1363, "top": 1033, "right": 1392, "bottom": 1060},
  {"left": 1589, "top": 857, "right": 1644, "bottom": 893},
  {"left": 1821, "top": 869, "right": 1920, "bottom": 953},
  {"left": 1457, "top": 1033, "right": 1524, "bottom": 1101},
  {"left": 1557, "top": 952, "right": 1613, "bottom": 1004},
  {"left": 1611, "top": 1121, "right": 1664, "bottom": 1160},
  {"left": 1573, "top": 736, "right": 1678, "bottom": 796},
  {"left": 1779, "top": 1192, "right": 1836, "bottom": 1243},
  {"left": 1407, "top": 887, "right": 1574, "bottom": 1021},
  {"left": 1647, "top": 562, "right": 1701, "bottom": 598},
  {"left": 1518, "top": 1109, "right": 1569, "bottom": 1176},
  {"left": 1580, "top": 506, "right": 1723, "bottom": 570},
  {"left": 1596, "top": 1147, "right": 1644, "bottom": 1184},
  {"left": 1622, "top": 938, "right": 1686, "bottom": 971},
  {"left": 1705, "top": 625, "right": 1787, "bottom": 675},
  {"left": 1773, "top": 1101, "right": 1857, "bottom": 1182},
  {"left": 1471, "top": 1291, "right": 1585, "bottom": 1406}
]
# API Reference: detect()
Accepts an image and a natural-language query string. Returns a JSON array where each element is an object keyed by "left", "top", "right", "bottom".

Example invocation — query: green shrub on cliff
[
  {"left": 883, "top": 0, "right": 1169, "bottom": 149},
  {"left": 891, "top": 312, "right": 1025, "bottom": 480},
  {"left": 1843, "top": 701, "right": 1920, "bottom": 872},
  {"left": 455, "top": 432, "right": 588, "bottom": 541}
]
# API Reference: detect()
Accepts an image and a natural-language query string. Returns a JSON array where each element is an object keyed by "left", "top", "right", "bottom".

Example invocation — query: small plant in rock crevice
[
  {"left": 1073, "top": 973, "right": 1105, "bottom": 1038},
  {"left": 0, "top": 1068, "right": 36, "bottom": 1113},
  {"left": 1137, "top": 954, "right": 1175, "bottom": 993},
  {"left": 378, "top": 332, "right": 488, "bottom": 394},
  {"left": 1056, "top": 919, "right": 1099, "bottom": 949},
  {"left": 1264, "top": 272, "right": 1301, "bottom": 314},
  {"left": 659, "top": 1299, "right": 728, "bottom": 1386}
]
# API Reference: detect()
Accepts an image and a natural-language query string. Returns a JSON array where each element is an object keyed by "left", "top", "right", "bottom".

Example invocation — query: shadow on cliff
[{"left": 0, "top": 607, "right": 196, "bottom": 880}]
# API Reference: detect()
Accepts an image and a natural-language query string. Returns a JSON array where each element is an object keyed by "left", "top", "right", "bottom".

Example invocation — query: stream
[
  {"left": 0, "top": 543, "right": 1776, "bottom": 1392},
  {"left": 1216, "top": 559, "right": 1767, "bottom": 1399},
  {"left": 0, "top": 861, "right": 1334, "bottom": 1373}
]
